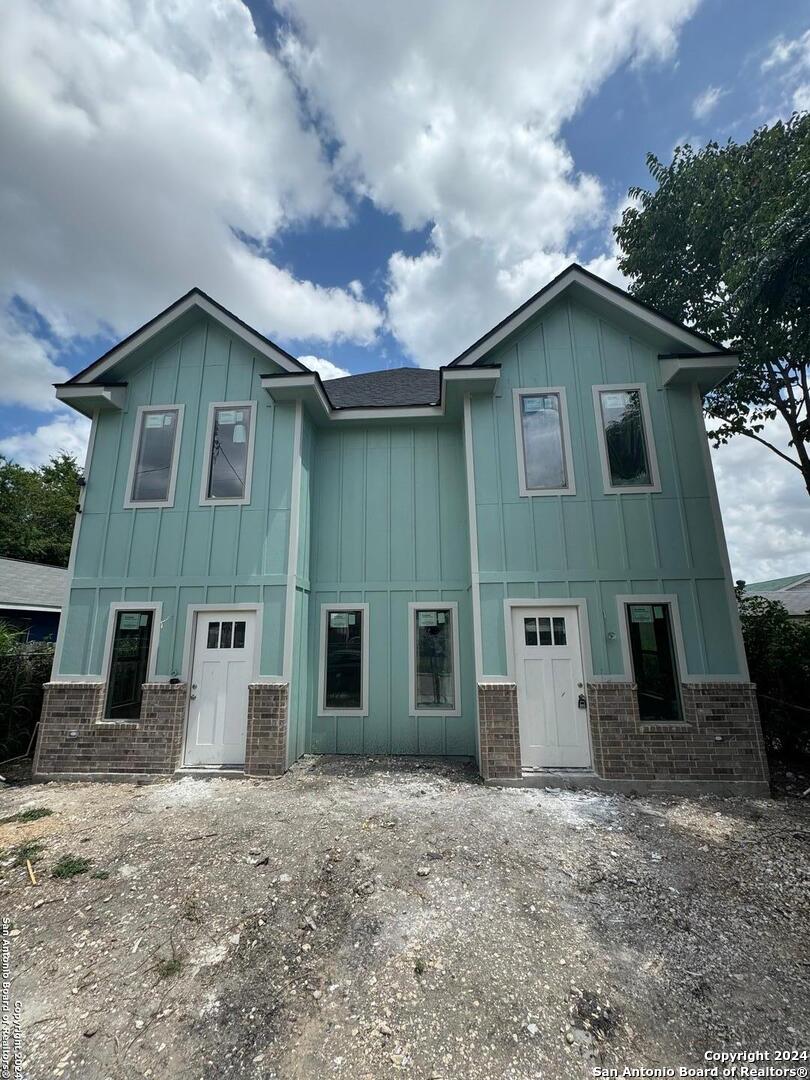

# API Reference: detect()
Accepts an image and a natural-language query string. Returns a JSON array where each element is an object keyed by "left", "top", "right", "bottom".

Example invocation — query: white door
[
  {"left": 184, "top": 611, "right": 256, "bottom": 767},
  {"left": 512, "top": 606, "right": 590, "bottom": 769}
]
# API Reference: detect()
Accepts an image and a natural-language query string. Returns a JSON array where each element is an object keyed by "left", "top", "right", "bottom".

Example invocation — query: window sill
[
  {"left": 639, "top": 722, "right": 690, "bottom": 733},
  {"left": 96, "top": 720, "right": 140, "bottom": 728}
]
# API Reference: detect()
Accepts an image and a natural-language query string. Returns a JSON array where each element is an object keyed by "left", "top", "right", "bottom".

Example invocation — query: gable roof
[
  {"left": 323, "top": 368, "right": 441, "bottom": 408},
  {"left": 0, "top": 556, "right": 68, "bottom": 610},
  {"left": 448, "top": 262, "right": 732, "bottom": 367},
  {"left": 65, "top": 288, "right": 306, "bottom": 386},
  {"left": 744, "top": 573, "right": 810, "bottom": 593}
]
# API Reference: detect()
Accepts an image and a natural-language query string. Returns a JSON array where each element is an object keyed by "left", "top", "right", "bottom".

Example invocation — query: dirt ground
[{"left": 1, "top": 757, "right": 808, "bottom": 1080}]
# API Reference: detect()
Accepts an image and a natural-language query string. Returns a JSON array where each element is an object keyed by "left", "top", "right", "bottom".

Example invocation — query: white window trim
[
  {"left": 512, "top": 386, "right": 576, "bottom": 497},
  {"left": 100, "top": 601, "right": 163, "bottom": 722},
  {"left": 615, "top": 594, "right": 688, "bottom": 689},
  {"left": 408, "top": 601, "right": 461, "bottom": 717},
  {"left": 123, "top": 405, "right": 184, "bottom": 509},
  {"left": 318, "top": 603, "right": 369, "bottom": 717},
  {"left": 199, "top": 400, "right": 257, "bottom": 506},
  {"left": 592, "top": 383, "right": 661, "bottom": 494}
]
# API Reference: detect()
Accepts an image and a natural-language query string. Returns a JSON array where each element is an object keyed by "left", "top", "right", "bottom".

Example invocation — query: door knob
[{"left": 190, "top": 693, "right": 197, "bottom": 700}]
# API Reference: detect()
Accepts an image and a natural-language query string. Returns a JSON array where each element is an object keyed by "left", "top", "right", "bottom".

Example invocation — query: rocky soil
[{"left": 1, "top": 756, "right": 808, "bottom": 1079}]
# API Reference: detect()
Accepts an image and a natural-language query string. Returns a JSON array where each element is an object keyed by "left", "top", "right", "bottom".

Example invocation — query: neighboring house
[
  {"left": 743, "top": 574, "right": 810, "bottom": 622},
  {"left": 34, "top": 264, "right": 769, "bottom": 793},
  {"left": 0, "top": 556, "right": 67, "bottom": 642}
]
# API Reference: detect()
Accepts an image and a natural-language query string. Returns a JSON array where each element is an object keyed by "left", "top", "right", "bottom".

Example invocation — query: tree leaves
[
  {"left": 615, "top": 113, "right": 810, "bottom": 496},
  {"left": 0, "top": 453, "right": 81, "bottom": 567}
]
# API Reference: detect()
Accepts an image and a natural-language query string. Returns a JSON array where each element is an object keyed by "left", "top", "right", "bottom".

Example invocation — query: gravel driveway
[{"left": 1, "top": 757, "right": 808, "bottom": 1079}]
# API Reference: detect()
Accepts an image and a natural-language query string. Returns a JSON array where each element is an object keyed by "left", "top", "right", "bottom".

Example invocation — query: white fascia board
[
  {"left": 452, "top": 268, "right": 727, "bottom": 367},
  {"left": 659, "top": 355, "right": 739, "bottom": 392},
  {"left": 55, "top": 384, "right": 127, "bottom": 417},
  {"left": 73, "top": 294, "right": 302, "bottom": 385}
]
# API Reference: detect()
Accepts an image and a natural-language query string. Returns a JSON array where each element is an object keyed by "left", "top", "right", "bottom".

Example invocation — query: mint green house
[{"left": 35, "top": 265, "right": 769, "bottom": 793}]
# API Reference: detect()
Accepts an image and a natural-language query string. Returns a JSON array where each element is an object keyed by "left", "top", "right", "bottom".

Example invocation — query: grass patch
[
  {"left": 10, "top": 840, "right": 45, "bottom": 867},
  {"left": 1, "top": 807, "right": 54, "bottom": 825},
  {"left": 90, "top": 869, "right": 110, "bottom": 880},
  {"left": 52, "top": 854, "right": 92, "bottom": 879},
  {"left": 413, "top": 956, "right": 426, "bottom": 977}
]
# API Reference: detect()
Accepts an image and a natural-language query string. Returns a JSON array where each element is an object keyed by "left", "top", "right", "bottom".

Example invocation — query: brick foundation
[
  {"left": 586, "top": 680, "right": 769, "bottom": 785},
  {"left": 477, "top": 682, "right": 521, "bottom": 780},
  {"left": 245, "top": 683, "right": 289, "bottom": 777},
  {"left": 34, "top": 681, "right": 188, "bottom": 778}
]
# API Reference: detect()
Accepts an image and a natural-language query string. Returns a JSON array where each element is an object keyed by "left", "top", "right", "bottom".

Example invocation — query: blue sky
[{"left": 1, "top": 0, "right": 808, "bottom": 579}]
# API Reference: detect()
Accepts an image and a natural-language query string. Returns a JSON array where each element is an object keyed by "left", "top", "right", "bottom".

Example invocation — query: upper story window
[
  {"left": 593, "top": 384, "right": 660, "bottom": 494},
  {"left": 124, "top": 405, "right": 184, "bottom": 508},
  {"left": 513, "top": 387, "right": 575, "bottom": 497},
  {"left": 200, "top": 401, "right": 255, "bottom": 504}
]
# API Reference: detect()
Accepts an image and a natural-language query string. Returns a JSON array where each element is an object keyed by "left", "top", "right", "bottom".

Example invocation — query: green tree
[
  {"left": 735, "top": 584, "right": 810, "bottom": 767},
  {"left": 615, "top": 112, "right": 810, "bottom": 495},
  {"left": 0, "top": 453, "right": 81, "bottom": 567}
]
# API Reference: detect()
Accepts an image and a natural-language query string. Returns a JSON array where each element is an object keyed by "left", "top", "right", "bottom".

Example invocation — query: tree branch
[{"left": 740, "top": 429, "right": 803, "bottom": 470}]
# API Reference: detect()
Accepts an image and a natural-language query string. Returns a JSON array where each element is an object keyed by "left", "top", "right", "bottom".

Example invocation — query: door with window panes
[
  {"left": 512, "top": 606, "right": 590, "bottom": 769},
  {"left": 184, "top": 611, "right": 256, "bottom": 767}
]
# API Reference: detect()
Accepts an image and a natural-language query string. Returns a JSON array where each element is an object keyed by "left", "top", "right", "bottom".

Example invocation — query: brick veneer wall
[
  {"left": 477, "top": 682, "right": 521, "bottom": 780},
  {"left": 586, "top": 680, "right": 769, "bottom": 784},
  {"left": 245, "top": 683, "right": 289, "bottom": 777},
  {"left": 34, "top": 681, "right": 188, "bottom": 778}
]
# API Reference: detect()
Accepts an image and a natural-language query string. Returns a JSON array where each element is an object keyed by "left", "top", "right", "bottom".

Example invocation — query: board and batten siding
[
  {"left": 305, "top": 423, "right": 476, "bottom": 756},
  {"left": 57, "top": 316, "right": 295, "bottom": 682},
  {"left": 469, "top": 296, "right": 743, "bottom": 679}
]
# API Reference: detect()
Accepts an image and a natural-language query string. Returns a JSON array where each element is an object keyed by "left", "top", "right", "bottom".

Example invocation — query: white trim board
[
  {"left": 198, "top": 400, "right": 257, "bottom": 506},
  {"left": 0, "top": 603, "right": 62, "bottom": 613},
  {"left": 123, "top": 404, "right": 185, "bottom": 509},
  {"left": 72, "top": 291, "right": 304, "bottom": 385},
  {"left": 282, "top": 400, "right": 304, "bottom": 681},
  {"left": 462, "top": 394, "right": 485, "bottom": 684},
  {"left": 591, "top": 383, "right": 661, "bottom": 494},
  {"left": 451, "top": 265, "right": 732, "bottom": 367},
  {"left": 512, "top": 386, "right": 576, "bottom": 497},
  {"left": 408, "top": 601, "right": 462, "bottom": 717},
  {"left": 317, "top": 603, "right": 370, "bottom": 717}
]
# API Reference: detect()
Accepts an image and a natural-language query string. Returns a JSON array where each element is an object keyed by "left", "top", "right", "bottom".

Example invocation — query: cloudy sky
[{"left": 1, "top": 0, "right": 808, "bottom": 582}]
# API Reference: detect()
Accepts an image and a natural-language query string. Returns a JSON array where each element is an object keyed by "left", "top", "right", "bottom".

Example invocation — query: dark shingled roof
[{"left": 322, "top": 367, "right": 441, "bottom": 408}]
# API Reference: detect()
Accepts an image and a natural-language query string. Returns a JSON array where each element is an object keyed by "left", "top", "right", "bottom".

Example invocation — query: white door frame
[
  {"left": 504, "top": 598, "right": 594, "bottom": 770},
  {"left": 180, "top": 603, "right": 263, "bottom": 767}
]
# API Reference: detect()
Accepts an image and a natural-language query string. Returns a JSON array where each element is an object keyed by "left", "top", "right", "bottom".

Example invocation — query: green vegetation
[
  {"left": 52, "top": 854, "right": 92, "bottom": 879},
  {"left": 616, "top": 113, "right": 810, "bottom": 497},
  {"left": 1, "top": 807, "right": 53, "bottom": 824},
  {"left": 9, "top": 840, "right": 45, "bottom": 867},
  {"left": 0, "top": 453, "right": 82, "bottom": 567}
]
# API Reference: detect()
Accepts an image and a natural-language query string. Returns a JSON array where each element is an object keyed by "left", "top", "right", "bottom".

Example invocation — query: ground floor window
[
  {"left": 410, "top": 603, "right": 460, "bottom": 715},
  {"left": 321, "top": 607, "right": 367, "bottom": 714},
  {"left": 105, "top": 610, "right": 154, "bottom": 720},
  {"left": 626, "top": 603, "right": 682, "bottom": 723}
]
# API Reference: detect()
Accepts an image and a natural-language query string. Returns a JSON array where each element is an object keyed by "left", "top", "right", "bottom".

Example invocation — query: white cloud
[
  {"left": 0, "top": 0, "right": 382, "bottom": 350},
  {"left": 0, "top": 307, "right": 71, "bottom": 411},
  {"left": 711, "top": 416, "right": 810, "bottom": 583},
  {"left": 760, "top": 28, "right": 810, "bottom": 114},
  {"left": 298, "top": 355, "right": 351, "bottom": 380},
  {"left": 279, "top": 0, "right": 700, "bottom": 366},
  {"left": 692, "top": 85, "right": 726, "bottom": 120},
  {"left": 0, "top": 413, "right": 91, "bottom": 468}
]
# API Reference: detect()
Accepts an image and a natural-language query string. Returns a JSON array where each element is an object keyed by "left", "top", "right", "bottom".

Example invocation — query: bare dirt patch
[{"left": 1, "top": 757, "right": 808, "bottom": 1079}]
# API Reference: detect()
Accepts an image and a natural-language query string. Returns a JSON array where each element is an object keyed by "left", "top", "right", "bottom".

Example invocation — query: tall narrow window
[
  {"left": 126, "top": 406, "right": 182, "bottom": 506},
  {"left": 412, "top": 607, "right": 459, "bottom": 713},
  {"left": 626, "top": 603, "right": 682, "bottom": 723},
  {"left": 321, "top": 608, "right": 366, "bottom": 713},
  {"left": 104, "top": 609, "right": 154, "bottom": 720},
  {"left": 202, "top": 402, "right": 254, "bottom": 503},
  {"left": 514, "top": 388, "right": 574, "bottom": 496},
  {"left": 594, "top": 385, "right": 659, "bottom": 492}
]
